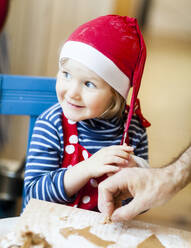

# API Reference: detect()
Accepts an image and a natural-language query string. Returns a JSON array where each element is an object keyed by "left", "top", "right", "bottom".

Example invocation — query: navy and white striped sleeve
[
  {"left": 128, "top": 115, "right": 149, "bottom": 161},
  {"left": 24, "top": 106, "right": 74, "bottom": 207}
]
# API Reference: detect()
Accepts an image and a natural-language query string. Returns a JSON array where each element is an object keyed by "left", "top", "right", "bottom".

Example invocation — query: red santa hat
[{"left": 60, "top": 15, "right": 149, "bottom": 143}]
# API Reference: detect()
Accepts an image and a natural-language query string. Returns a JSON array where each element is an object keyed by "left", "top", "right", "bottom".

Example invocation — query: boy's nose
[{"left": 67, "top": 81, "right": 81, "bottom": 99}]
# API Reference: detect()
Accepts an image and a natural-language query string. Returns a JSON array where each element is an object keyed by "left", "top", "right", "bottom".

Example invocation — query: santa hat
[{"left": 59, "top": 15, "right": 150, "bottom": 143}]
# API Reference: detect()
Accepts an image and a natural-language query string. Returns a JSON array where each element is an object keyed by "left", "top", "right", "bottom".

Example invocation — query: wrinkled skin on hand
[{"left": 98, "top": 165, "right": 183, "bottom": 222}]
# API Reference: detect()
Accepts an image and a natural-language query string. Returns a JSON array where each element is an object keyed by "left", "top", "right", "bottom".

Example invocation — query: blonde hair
[{"left": 99, "top": 89, "right": 126, "bottom": 120}]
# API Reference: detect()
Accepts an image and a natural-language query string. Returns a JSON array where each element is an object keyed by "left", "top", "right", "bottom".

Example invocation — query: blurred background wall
[{"left": 0, "top": 0, "right": 191, "bottom": 230}]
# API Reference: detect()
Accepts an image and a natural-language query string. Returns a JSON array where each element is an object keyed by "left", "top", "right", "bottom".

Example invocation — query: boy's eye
[
  {"left": 85, "top": 81, "right": 96, "bottom": 88},
  {"left": 62, "top": 71, "right": 71, "bottom": 79}
]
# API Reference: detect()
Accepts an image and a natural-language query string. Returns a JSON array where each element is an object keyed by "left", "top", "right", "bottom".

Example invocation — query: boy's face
[{"left": 56, "top": 59, "right": 113, "bottom": 122}]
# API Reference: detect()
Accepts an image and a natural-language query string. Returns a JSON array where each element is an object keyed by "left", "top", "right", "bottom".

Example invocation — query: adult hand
[{"left": 98, "top": 165, "right": 185, "bottom": 222}]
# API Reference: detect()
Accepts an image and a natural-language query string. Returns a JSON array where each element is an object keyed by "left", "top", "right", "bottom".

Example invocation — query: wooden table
[{"left": 0, "top": 199, "right": 191, "bottom": 248}]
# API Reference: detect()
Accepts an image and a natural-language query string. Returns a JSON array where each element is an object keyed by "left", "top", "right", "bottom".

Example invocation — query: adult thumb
[{"left": 111, "top": 197, "right": 145, "bottom": 222}]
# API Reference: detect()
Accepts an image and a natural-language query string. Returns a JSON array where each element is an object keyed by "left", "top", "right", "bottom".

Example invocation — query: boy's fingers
[
  {"left": 108, "top": 145, "right": 134, "bottom": 153},
  {"left": 122, "top": 144, "right": 134, "bottom": 152},
  {"left": 104, "top": 165, "right": 120, "bottom": 173},
  {"left": 105, "top": 150, "right": 134, "bottom": 164}
]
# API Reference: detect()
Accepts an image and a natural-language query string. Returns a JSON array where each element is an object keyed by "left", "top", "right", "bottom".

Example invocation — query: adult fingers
[
  {"left": 98, "top": 174, "right": 121, "bottom": 216},
  {"left": 111, "top": 196, "right": 147, "bottom": 222}
]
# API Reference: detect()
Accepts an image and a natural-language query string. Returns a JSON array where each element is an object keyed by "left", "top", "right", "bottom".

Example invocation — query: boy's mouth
[{"left": 66, "top": 100, "right": 84, "bottom": 109}]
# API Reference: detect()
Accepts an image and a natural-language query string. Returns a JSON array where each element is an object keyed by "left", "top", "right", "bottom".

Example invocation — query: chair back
[
  {"left": 0, "top": 74, "right": 57, "bottom": 211},
  {"left": 0, "top": 74, "right": 57, "bottom": 145}
]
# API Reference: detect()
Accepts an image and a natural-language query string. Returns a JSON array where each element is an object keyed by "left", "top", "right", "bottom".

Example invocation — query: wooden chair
[{"left": 0, "top": 74, "right": 57, "bottom": 213}]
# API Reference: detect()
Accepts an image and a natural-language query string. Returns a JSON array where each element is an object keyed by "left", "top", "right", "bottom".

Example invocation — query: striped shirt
[{"left": 24, "top": 103, "right": 148, "bottom": 207}]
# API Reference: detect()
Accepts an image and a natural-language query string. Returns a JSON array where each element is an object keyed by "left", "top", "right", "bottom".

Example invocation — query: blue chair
[
  {"left": 0, "top": 74, "right": 57, "bottom": 214},
  {"left": 0, "top": 74, "right": 57, "bottom": 146}
]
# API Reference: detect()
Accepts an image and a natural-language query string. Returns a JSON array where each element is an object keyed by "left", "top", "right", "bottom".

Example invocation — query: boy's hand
[{"left": 85, "top": 145, "right": 134, "bottom": 178}]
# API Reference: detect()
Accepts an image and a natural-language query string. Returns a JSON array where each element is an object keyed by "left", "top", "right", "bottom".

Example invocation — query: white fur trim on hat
[{"left": 59, "top": 41, "right": 130, "bottom": 99}]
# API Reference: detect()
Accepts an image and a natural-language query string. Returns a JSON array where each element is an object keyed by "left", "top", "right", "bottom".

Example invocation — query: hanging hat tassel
[
  {"left": 122, "top": 18, "right": 149, "bottom": 144},
  {"left": 134, "top": 99, "right": 151, "bottom": 128}
]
